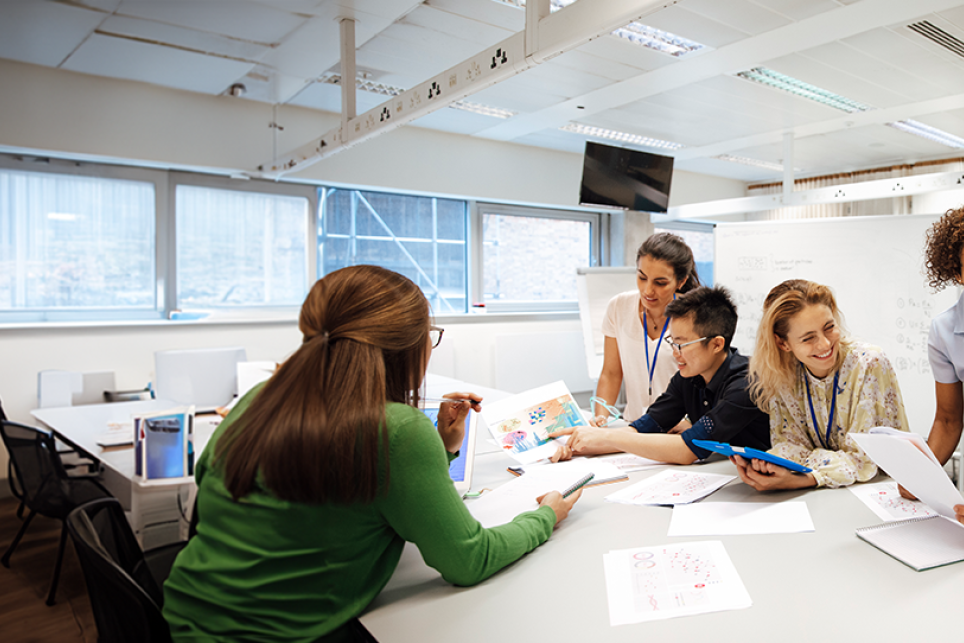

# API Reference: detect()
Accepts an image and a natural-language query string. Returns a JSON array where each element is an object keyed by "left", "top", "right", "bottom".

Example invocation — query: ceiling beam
[
  {"left": 667, "top": 168, "right": 964, "bottom": 219},
  {"left": 472, "top": 0, "right": 964, "bottom": 146},
  {"left": 257, "top": 0, "right": 680, "bottom": 178}
]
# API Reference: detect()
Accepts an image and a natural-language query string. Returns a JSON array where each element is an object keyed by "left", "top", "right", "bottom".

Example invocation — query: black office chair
[
  {"left": 0, "top": 420, "right": 111, "bottom": 605},
  {"left": 66, "top": 497, "right": 186, "bottom": 643}
]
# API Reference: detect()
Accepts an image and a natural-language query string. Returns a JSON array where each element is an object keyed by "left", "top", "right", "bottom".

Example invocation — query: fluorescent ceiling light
[
  {"left": 734, "top": 67, "right": 872, "bottom": 113},
  {"left": 561, "top": 122, "right": 683, "bottom": 150},
  {"left": 492, "top": 0, "right": 706, "bottom": 57},
  {"left": 450, "top": 101, "right": 517, "bottom": 119},
  {"left": 321, "top": 74, "right": 514, "bottom": 118},
  {"left": 886, "top": 120, "right": 964, "bottom": 149},
  {"left": 713, "top": 154, "right": 799, "bottom": 173}
]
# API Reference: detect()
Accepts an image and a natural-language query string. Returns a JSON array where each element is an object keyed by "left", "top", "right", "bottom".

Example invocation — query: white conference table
[{"left": 362, "top": 450, "right": 964, "bottom": 642}]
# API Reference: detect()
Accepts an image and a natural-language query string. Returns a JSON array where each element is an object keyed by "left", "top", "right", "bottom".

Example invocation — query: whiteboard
[
  {"left": 715, "top": 215, "right": 958, "bottom": 436},
  {"left": 576, "top": 266, "right": 637, "bottom": 380}
]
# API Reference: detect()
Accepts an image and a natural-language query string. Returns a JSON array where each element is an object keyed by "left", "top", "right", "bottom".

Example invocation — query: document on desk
[
  {"left": 594, "top": 453, "right": 664, "bottom": 472},
  {"left": 480, "top": 380, "right": 585, "bottom": 465},
  {"left": 519, "top": 457, "right": 628, "bottom": 486},
  {"left": 603, "top": 541, "right": 751, "bottom": 625},
  {"left": 667, "top": 502, "right": 814, "bottom": 536},
  {"left": 848, "top": 481, "right": 939, "bottom": 522},
  {"left": 466, "top": 468, "right": 590, "bottom": 528},
  {"left": 605, "top": 470, "right": 735, "bottom": 506}
]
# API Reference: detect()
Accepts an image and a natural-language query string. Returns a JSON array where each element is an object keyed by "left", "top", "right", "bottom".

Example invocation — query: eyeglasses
[
  {"left": 430, "top": 325, "right": 444, "bottom": 349},
  {"left": 663, "top": 336, "right": 707, "bottom": 352}
]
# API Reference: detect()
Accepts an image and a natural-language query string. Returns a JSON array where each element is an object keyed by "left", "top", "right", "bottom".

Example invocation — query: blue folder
[{"left": 692, "top": 439, "right": 813, "bottom": 473}]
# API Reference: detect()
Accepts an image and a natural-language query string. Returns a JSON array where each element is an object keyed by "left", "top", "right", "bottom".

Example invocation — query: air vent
[{"left": 908, "top": 20, "right": 964, "bottom": 59}]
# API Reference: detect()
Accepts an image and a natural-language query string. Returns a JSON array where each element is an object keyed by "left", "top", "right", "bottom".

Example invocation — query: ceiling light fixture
[
  {"left": 734, "top": 67, "right": 872, "bottom": 113},
  {"left": 561, "top": 122, "right": 683, "bottom": 150},
  {"left": 713, "top": 154, "right": 799, "bottom": 173},
  {"left": 450, "top": 100, "right": 517, "bottom": 119},
  {"left": 491, "top": 0, "right": 706, "bottom": 57},
  {"left": 227, "top": 83, "right": 246, "bottom": 98},
  {"left": 886, "top": 120, "right": 964, "bottom": 148}
]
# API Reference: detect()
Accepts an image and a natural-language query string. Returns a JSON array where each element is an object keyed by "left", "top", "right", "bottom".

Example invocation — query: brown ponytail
[{"left": 215, "top": 265, "right": 430, "bottom": 504}]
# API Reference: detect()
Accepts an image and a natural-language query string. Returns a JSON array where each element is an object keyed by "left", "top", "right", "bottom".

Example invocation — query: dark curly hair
[{"left": 924, "top": 206, "right": 964, "bottom": 291}]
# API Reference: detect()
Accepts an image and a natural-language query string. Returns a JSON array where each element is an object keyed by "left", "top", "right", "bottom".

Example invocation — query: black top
[{"left": 629, "top": 348, "right": 770, "bottom": 460}]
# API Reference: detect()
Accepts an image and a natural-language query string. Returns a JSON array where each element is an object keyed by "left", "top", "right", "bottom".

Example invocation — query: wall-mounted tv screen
[{"left": 579, "top": 141, "right": 674, "bottom": 213}]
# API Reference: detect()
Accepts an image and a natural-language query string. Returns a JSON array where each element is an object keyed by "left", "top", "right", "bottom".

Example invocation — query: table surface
[{"left": 361, "top": 448, "right": 964, "bottom": 642}]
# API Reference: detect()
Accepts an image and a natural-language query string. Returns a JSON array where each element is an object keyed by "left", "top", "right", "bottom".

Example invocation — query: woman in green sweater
[{"left": 163, "top": 265, "right": 582, "bottom": 642}]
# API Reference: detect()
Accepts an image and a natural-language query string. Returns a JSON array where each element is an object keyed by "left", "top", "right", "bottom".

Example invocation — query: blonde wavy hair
[{"left": 747, "top": 279, "right": 850, "bottom": 411}]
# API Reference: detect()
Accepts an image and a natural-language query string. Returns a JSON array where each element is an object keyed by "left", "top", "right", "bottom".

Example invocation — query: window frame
[
  {"left": 168, "top": 171, "right": 317, "bottom": 318},
  {"left": 0, "top": 153, "right": 604, "bottom": 326},
  {"left": 0, "top": 155, "right": 169, "bottom": 323},
  {"left": 473, "top": 202, "right": 603, "bottom": 313}
]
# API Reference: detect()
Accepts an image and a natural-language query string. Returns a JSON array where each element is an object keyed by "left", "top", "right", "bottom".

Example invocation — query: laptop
[{"left": 420, "top": 402, "right": 477, "bottom": 497}]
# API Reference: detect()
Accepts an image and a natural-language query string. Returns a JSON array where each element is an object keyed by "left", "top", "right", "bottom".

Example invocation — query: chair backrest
[
  {"left": 0, "top": 421, "right": 72, "bottom": 516},
  {"left": 66, "top": 498, "right": 172, "bottom": 643}
]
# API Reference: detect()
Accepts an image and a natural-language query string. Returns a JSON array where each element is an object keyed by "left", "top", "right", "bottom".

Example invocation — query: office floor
[{"left": 0, "top": 497, "right": 95, "bottom": 642}]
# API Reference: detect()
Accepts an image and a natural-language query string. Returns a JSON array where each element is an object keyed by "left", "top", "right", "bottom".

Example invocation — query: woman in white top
[
  {"left": 592, "top": 232, "right": 701, "bottom": 426},
  {"left": 901, "top": 206, "right": 964, "bottom": 522}
]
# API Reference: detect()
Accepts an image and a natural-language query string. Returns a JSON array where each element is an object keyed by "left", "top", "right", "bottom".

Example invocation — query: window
[
  {"left": 319, "top": 188, "right": 468, "bottom": 314},
  {"left": 654, "top": 222, "right": 715, "bottom": 286},
  {"left": 480, "top": 204, "right": 600, "bottom": 311},
  {"left": 176, "top": 184, "right": 309, "bottom": 310},
  {"left": 0, "top": 167, "right": 156, "bottom": 321}
]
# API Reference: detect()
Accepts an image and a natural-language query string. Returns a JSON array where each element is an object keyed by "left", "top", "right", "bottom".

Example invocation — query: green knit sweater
[{"left": 163, "top": 390, "right": 555, "bottom": 642}]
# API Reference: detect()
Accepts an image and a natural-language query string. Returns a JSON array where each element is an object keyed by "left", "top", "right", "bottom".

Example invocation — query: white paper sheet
[
  {"left": 667, "top": 502, "right": 814, "bottom": 536},
  {"left": 524, "top": 457, "right": 627, "bottom": 486},
  {"left": 605, "top": 469, "right": 735, "bottom": 506},
  {"left": 603, "top": 541, "right": 752, "bottom": 625},
  {"left": 595, "top": 452, "right": 664, "bottom": 472},
  {"left": 848, "top": 481, "right": 939, "bottom": 521},
  {"left": 480, "top": 380, "right": 584, "bottom": 464},
  {"left": 466, "top": 468, "right": 590, "bottom": 528},
  {"left": 850, "top": 431, "right": 964, "bottom": 518}
]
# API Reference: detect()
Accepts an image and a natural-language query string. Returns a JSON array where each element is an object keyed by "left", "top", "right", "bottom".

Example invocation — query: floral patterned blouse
[{"left": 768, "top": 341, "right": 909, "bottom": 488}]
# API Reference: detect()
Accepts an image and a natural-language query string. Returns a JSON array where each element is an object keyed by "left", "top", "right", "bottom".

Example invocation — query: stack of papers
[{"left": 603, "top": 541, "right": 751, "bottom": 625}]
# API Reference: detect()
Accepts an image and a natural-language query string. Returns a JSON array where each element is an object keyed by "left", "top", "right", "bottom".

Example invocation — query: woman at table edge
[
  {"left": 733, "top": 278, "right": 909, "bottom": 491},
  {"left": 162, "top": 265, "right": 582, "bottom": 643},
  {"left": 592, "top": 232, "right": 701, "bottom": 428},
  {"left": 900, "top": 205, "right": 964, "bottom": 524}
]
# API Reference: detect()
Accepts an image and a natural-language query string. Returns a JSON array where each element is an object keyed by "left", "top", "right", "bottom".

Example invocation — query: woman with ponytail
[{"left": 163, "top": 266, "right": 581, "bottom": 642}]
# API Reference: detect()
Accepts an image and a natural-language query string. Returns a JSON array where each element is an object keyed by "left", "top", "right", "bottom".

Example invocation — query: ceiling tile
[
  {"left": 115, "top": 0, "right": 306, "bottom": 44},
  {"left": 401, "top": 4, "right": 512, "bottom": 47},
  {"left": 98, "top": 15, "right": 271, "bottom": 62},
  {"left": 424, "top": 0, "right": 524, "bottom": 31},
  {"left": 643, "top": 4, "right": 750, "bottom": 49},
  {"left": 679, "top": 0, "right": 791, "bottom": 35},
  {"left": 0, "top": 1, "right": 105, "bottom": 67},
  {"left": 61, "top": 33, "right": 254, "bottom": 95}
]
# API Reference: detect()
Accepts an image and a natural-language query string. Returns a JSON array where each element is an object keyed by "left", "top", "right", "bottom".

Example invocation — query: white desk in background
[
  {"left": 361, "top": 453, "right": 964, "bottom": 643},
  {"left": 31, "top": 398, "right": 221, "bottom": 549}
]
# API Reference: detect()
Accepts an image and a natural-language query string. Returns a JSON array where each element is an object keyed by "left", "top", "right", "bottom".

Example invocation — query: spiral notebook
[{"left": 856, "top": 515, "right": 964, "bottom": 571}]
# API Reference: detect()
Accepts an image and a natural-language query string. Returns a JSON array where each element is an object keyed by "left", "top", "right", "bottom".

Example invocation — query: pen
[{"left": 422, "top": 396, "right": 482, "bottom": 405}]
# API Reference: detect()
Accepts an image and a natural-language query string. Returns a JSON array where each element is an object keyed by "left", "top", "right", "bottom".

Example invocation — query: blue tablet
[{"left": 692, "top": 439, "right": 813, "bottom": 473}]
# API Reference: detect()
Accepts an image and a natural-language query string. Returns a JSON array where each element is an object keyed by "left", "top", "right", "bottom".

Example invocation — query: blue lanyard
[
  {"left": 804, "top": 370, "right": 839, "bottom": 450},
  {"left": 642, "top": 311, "right": 670, "bottom": 396}
]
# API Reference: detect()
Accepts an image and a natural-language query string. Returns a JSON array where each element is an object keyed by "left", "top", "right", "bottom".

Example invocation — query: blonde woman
[{"left": 736, "top": 279, "right": 908, "bottom": 491}]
